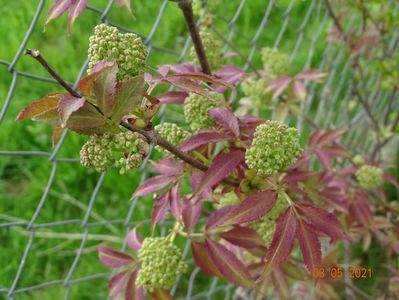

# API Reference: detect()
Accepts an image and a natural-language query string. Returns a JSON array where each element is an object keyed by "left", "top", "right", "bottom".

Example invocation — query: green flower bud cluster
[
  {"left": 245, "top": 121, "right": 302, "bottom": 176},
  {"left": 215, "top": 191, "right": 240, "bottom": 209},
  {"left": 355, "top": 165, "right": 383, "bottom": 190},
  {"left": 253, "top": 194, "right": 287, "bottom": 246},
  {"left": 80, "top": 132, "right": 149, "bottom": 173},
  {"left": 190, "top": 29, "right": 224, "bottom": 71},
  {"left": 154, "top": 122, "right": 190, "bottom": 154},
  {"left": 136, "top": 238, "right": 188, "bottom": 291},
  {"left": 241, "top": 76, "right": 272, "bottom": 106},
  {"left": 88, "top": 24, "right": 148, "bottom": 81},
  {"left": 184, "top": 92, "right": 224, "bottom": 132},
  {"left": 352, "top": 155, "right": 365, "bottom": 166},
  {"left": 261, "top": 47, "right": 290, "bottom": 76}
]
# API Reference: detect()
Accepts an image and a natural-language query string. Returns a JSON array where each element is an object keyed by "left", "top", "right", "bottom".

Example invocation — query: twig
[
  {"left": 325, "top": 0, "right": 344, "bottom": 37},
  {"left": 177, "top": 0, "right": 212, "bottom": 75},
  {"left": 25, "top": 49, "right": 239, "bottom": 187}
]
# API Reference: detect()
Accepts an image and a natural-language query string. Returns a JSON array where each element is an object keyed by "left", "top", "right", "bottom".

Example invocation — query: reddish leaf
[
  {"left": 77, "top": 61, "right": 115, "bottom": 95},
  {"left": 170, "top": 181, "right": 182, "bottom": 219},
  {"left": 216, "top": 65, "right": 246, "bottom": 85},
  {"left": 220, "top": 227, "right": 265, "bottom": 248},
  {"left": 296, "top": 221, "right": 321, "bottom": 272},
  {"left": 292, "top": 80, "right": 306, "bottom": 100},
  {"left": 108, "top": 270, "right": 129, "bottom": 298},
  {"left": 220, "top": 190, "right": 278, "bottom": 227},
  {"left": 170, "top": 73, "right": 232, "bottom": 87},
  {"left": 111, "top": 75, "right": 145, "bottom": 123},
  {"left": 314, "top": 148, "right": 331, "bottom": 170},
  {"left": 45, "top": 0, "right": 71, "bottom": 26},
  {"left": 162, "top": 76, "right": 209, "bottom": 97},
  {"left": 125, "top": 271, "right": 144, "bottom": 300},
  {"left": 258, "top": 207, "right": 298, "bottom": 281},
  {"left": 315, "top": 129, "right": 346, "bottom": 147},
  {"left": 192, "top": 242, "right": 223, "bottom": 277},
  {"left": 64, "top": 102, "right": 107, "bottom": 133},
  {"left": 205, "top": 205, "right": 237, "bottom": 231},
  {"left": 179, "top": 130, "right": 232, "bottom": 152},
  {"left": 115, "top": 0, "right": 133, "bottom": 16},
  {"left": 205, "top": 239, "right": 255, "bottom": 289},
  {"left": 98, "top": 244, "right": 133, "bottom": 268},
  {"left": 383, "top": 174, "right": 399, "bottom": 188},
  {"left": 297, "top": 202, "right": 344, "bottom": 242},
  {"left": 296, "top": 69, "right": 325, "bottom": 82},
  {"left": 134, "top": 175, "right": 175, "bottom": 197},
  {"left": 16, "top": 93, "right": 61, "bottom": 121},
  {"left": 67, "top": 0, "right": 87, "bottom": 33},
  {"left": 350, "top": 191, "right": 372, "bottom": 227},
  {"left": 151, "top": 193, "right": 169, "bottom": 231},
  {"left": 57, "top": 95, "right": 85, "bottom": 127},
  {"left": 52, "top": 127, "right": 64, "bottom": 147},
  {"left": 266, "top": 76, "right": 292, "bottom": 99},
  {"left": 151, "top": 158, "right": 184, "bottom": 176},
  {"left": 93, "top": 62, "right": 118, "bottom": 117},
  {"left": 182, "top": 197, "right": 202, "bottom": 230},
  {"left": 194, "top": 150, "right": 244, "bottom": 195},
  {"left": 126, "top": 228, "right": 143, "bottom": 251},
  {"left": 149, "top": 289, "right": 172, "bottom": 300},
  {"left": 157, "top": 91, "right": 188, "bottom": 104},
  {"left": 210, "top": 108, "right": 240, "bottom": 137}
]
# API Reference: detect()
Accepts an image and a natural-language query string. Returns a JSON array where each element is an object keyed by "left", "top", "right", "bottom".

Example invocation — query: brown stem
[
  {"left": 26, "top": 49, "right": 239, "bottom": 187},
  {"left": 177, "top": 0, "right": 212, "bottom": 75},
  {"left": 326, "top": 0, "right": 345, "bottom": 36}
]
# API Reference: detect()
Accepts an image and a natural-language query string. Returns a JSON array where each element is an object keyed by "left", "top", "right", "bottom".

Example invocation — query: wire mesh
[{"left": 0, "top": 0, "right": 398, "bottom": 299}]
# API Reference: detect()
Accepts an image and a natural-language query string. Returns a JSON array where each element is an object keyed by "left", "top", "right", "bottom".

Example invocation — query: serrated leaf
[
  {"left": 170, "top": 181, "right": 182, "bottom": 220},
  {"left": 205, "top": 205, "right": 236, "bottom": 232},
  {"left": 151, "top": 158, "right": 184, "bottom": 176},
  {"left": 219, "top": 190, "right": 277, "bottom": 228},
  {"left": 151, "top": 193, "right": 169, "bottom": 232},
  {"left": 64, "top": 102, "right": 107, "bottom": 131},
  {"left": 57, "top": 95, "right": 85, "bottom": 127},
  {"left": 52, "top": 127, "right": 64, "bottom": 147},
  {"left": 205, "top": 239, "right": 255, "bottom": 289},
  {"left": 108, "top": 270, "right": 129, "bottom": 298},
  {"left": 266, "top": 76, "right": 292, "bottom": 99},
  {"left": 126, "top": 227, "right": 143, "bottom": 251},
  {"left": 297, "top": 202, "right": 344, "bottom": 242},
  {"left": 296, "top": 69, "right": 325, "bottom": 81},
  {"left": 210, "top": 108, "right": 240, "bottom": 137},
  {"left": 16, "top": 93, "right": 63, "bottom": 121},
  {"left": 182, "top": 197, "right": 202, "bottom": 230},
  {"left": 314, "top": 129, "right": 346, "bottom": 146},
  {"left": 170, "top": 73, "right": 232, "bottom": 87},
  {"left": 98, "top": 244, "right": 133, "bottom": 268},
  {"left": 192, "top": 242, "right": 223, "bottom": 277},
  {"left": 296, "top": 221, "right": 321, "bottom": 272},
  {"left": 125, "top": 271, "right": 144, "bottom": 300},
  {"left": 179, "top": 130, "right": 233, "bottom": 152},
  {"left": 67, "top": 0, "right": 87, "bottom": 34},
  {"left": 77, "top": 61, "right": 115, "bottom": 96},
  {"left": 162, "top": 76, "right": 209, "bottom": 97},
  {"left": 93, "top": 62, "right": 118, "bottom": 117},
  {"left": 112, "top": 75, "right": 145, "bottom": 123},
  {"left": 134, "top": 175, "right": 175, "bottom": 197},
  {"left": 258, "top": 207, "right": 298, "bottom": 282},
  {"left": 45, "top": 0, "right": 71, "bottom": 27},
  {"left": 157, "top": 91, "right": 188, "bottom": 104},
  {"left": 220, "top": 227, "right": 265, "bottom": 248},
  {"left": 194, "top": 150, "right": 244, "bottom": 196}
]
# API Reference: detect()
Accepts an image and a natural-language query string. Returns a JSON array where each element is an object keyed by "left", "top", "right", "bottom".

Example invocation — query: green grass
[{"left": 0, "top": 0, "right": 331, "bottom": 299}]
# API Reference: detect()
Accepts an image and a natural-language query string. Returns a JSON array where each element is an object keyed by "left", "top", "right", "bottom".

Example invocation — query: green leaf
[
  {"left": 57, "top": 95, "right": 85, "bottom": 127},
  {"left": 111, "top": 75, "right": 145, "bottom": 123},
  {"left": 93, "top": 62, "right": 118, "bottom": 117},
  {"left": 16, "top": 93, "right": 65, "bottom": 121}
]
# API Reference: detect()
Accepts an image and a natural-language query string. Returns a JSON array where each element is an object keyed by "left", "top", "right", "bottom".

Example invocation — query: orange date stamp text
[{"left": 311, "top": 267, "right": 372, "bottom": 280}]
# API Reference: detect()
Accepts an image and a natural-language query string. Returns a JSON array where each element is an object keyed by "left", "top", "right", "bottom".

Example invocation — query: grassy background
[{"left": 0, "top": 0, "right": 368, "bottom": 299}]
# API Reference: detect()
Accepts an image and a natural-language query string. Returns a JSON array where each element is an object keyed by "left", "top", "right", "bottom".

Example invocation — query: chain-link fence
[{"left": 0, "top": 0, "right": 398, "bottom": 299}]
